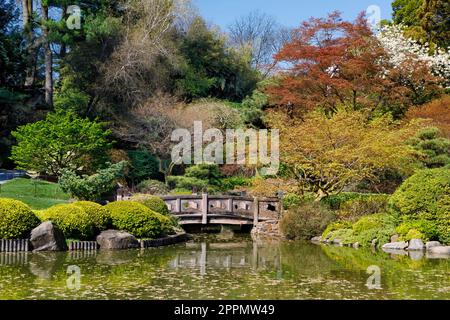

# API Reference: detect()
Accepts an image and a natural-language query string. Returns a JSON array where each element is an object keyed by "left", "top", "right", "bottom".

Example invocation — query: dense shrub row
[
  {"left": 0, "top": 196, "right": 177, "bottom": 240},
  {"left": 281, "top": 168, "right": 450, "bottom": 247}
]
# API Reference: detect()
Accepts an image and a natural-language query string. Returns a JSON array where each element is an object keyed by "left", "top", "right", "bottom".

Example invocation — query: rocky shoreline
[
  {"left": 311, "top": 236, "right": 450, "bottom": 259},
  {"left": 0, "top": 221, "right": 192, "bottom": 252}
]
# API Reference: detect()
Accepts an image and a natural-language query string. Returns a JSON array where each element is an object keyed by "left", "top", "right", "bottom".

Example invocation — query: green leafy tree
[
  {"left": 392, "top": 0, "right": 423, "bottom": 26},
  {"left": 420, "top": 0, "right": 450, "bottom": 49},
  {"left": 392, "top": 0, "right": 450, "bottom": 49},
  {"left": 11, "top": 111, "right": 112, "bottom": 176},
  {"left": 59, "top": 161, "right": 127, "bottom": 201},
  {"left": 177, "top": 17, "right": 259, "bottom": 101}
]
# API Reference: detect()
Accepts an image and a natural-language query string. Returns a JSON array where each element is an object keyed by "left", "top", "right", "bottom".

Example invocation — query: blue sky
[{"left": 192, "top": 0, "right": 393, "bottom": 29}]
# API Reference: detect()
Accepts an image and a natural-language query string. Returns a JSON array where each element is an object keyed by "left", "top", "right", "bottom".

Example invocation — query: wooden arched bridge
[{"left": 161, "top": 194, "right": 281, "bottom": 226}]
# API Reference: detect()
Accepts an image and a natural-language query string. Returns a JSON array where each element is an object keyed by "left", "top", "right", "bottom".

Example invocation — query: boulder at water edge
[
  {"left": 97, "top": 230, "right": 140, "bottom": 250},
  {"left": 407, "top": 239, "right": 424, "bottom": 251},
  {"left": 382, "top": 241, "right": 409, "bottom": 250},
  {"left": 30, "top": 221, "right": 68, "bottom": 252},
  {"left": 425, "top": 241, "right": 441, "bottom": 251}
]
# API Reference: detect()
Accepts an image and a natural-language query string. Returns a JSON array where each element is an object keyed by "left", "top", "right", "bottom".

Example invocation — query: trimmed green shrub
[
  {"left": 156, "top": 213, "right": 176, "bottom": 235},
  {"left": 436, "top": 194, "right": 450, "bottom": 244},
  {"left": 105, "top": 201, "right": 164, "bottom": 238},
  {"left": 405, "top": 229, "right": 425, "bottom": 241},
  {"left": 350, "top": 214, "right": 397, "bottom": 247},
  {"left": 129, "top": 194, "right": 179, "bottom": 229},
  {"left": 322, "top": 214, "right": 397, "bottom": 247},
  {"left": 44, "top": 204, "right": 95, "bottom": 240},
  {"left": 136, "top": 179, "right": 169, "bottom": 195},
  {"left": 338, "top": 195, "right": 389, "bottom": 222},
  {"left": 395, "top": 219, "right": 438, "bottom": 242},
  {"left": 0, "top": 199, "right": 40, "bottom": 239},
  {"left": 322, "top": 221, "right": 353, "bottom": 240},
  {"left": 326, "top": 228, "right": 354, "bottom": 244},
  {"left": 130, "top": 195, "right": 170, "bottom": 215},
  {"left": 389, "top": 168, "right": 450, "bottom": 221},
  {"left": 72, "top": 201, "right": 111, "bottom": 232},
  {"left": 33, "top": 210, "right": 47, "bottom": 222},
  {"left": 280, "top": 202, "right": 336, "bottom": 240}
]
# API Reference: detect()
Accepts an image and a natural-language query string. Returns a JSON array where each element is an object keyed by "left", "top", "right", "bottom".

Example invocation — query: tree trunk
[
  {"left": 21, "top": 0, "right": 30, "bottom": 30},
  {"left": 22, "top": 0, "right": 36, "bottom": 87},
  {"left": 41, "top": 2, "right": 53, "bottom": 107},
  {"left": 59, "top": 2, "right": 68, "bottom": 58},
  {"left": 315, "top": 189, "right": 328, "bottom": 202}
]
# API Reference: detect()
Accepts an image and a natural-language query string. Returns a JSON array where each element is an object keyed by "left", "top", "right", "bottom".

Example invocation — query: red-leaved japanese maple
[{"left": 266, "top": 11, "right": 438, "bottom": 117}]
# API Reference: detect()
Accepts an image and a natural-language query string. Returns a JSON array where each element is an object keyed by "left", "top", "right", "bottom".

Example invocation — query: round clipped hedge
[
  {"left": 105, "top": 201, "right": 164, "bottom": 238},
  {"left": 0, "top": 199, "right": 40, "bottom": 239},
  {"left": 72, "top": 201, "right": 111, "bottom": 232},
  {"left": 130, "top": 195, "right": 170, "bottom": 216},
  {"left": 389, "top": 168, "right": 450, "bottom": 220},
  {"left": 44, "top": 204, "right": 95, "bottom": 240},
  {"left": 154, "top": 213, "right": 175, "bottom": 235},
  {"left": 389, "top": 168, "right": 450, "bottom": 244}
]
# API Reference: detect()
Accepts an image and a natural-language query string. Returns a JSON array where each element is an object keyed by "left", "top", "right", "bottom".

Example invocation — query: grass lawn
[{"left": 0, "top": 178, "right": 70, "bottom": 210}]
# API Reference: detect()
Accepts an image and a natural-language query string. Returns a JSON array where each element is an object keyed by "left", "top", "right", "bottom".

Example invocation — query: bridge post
[
  {"left": 202, "top": 192, "right": 208, "bottom": 225},
  {"left": 253, "top": 197, "right": 259, "bottom": 225}
]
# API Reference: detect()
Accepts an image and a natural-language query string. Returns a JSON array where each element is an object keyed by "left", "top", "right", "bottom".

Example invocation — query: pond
[{"left": 0, "top": 234, "right": 449, "bottom": 300}]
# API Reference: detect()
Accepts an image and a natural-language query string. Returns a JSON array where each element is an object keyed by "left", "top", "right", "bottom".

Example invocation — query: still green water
[{"left": 0, "top": 234, "right": 449, "bottom": 300}]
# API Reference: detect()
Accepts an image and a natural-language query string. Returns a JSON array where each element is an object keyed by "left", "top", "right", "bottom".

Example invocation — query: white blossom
[{"left": 376, "top": 25, "right": 450, "bottom": 87}]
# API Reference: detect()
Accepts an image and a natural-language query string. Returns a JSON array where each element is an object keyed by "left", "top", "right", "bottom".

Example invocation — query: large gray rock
[
  {"left": 382, "top": 241, "right": 409, "bottom": 250},
  {"left": 311, "top": 236, "right": 322, "bottom": 242},
  {"left": 407, "top": 239, "right": 424, "bottom": 251},
  {"left": 30, "top": 221, "right": 68, "bottom": 252},
  {"left": 425, "top": 241, "right": 442, "bottom": 251},
  {"left": 97, "top": 230, "right": 139, "bottom": 250}
]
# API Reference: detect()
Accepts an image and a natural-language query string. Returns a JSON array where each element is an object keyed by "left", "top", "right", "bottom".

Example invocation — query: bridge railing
[{"left": 161, "top": 193, "right": 281, "bottom": 225}]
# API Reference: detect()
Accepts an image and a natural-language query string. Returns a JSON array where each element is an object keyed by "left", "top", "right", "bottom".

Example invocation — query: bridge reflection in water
[{"left": 168, "top": 241, "right": 283, "bottom": 276}]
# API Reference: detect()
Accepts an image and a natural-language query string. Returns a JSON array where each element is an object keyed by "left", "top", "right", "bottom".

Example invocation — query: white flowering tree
[{"left": 377, "top": 25, "right": 450, "bottom": 88}]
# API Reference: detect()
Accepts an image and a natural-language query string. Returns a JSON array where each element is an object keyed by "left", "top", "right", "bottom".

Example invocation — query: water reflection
[
  {"left": 168, "top": 241, "right": 282, "bottom": 275},
  {"left": 0, "top": 235, "right": 448, "bottom": 300}
]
